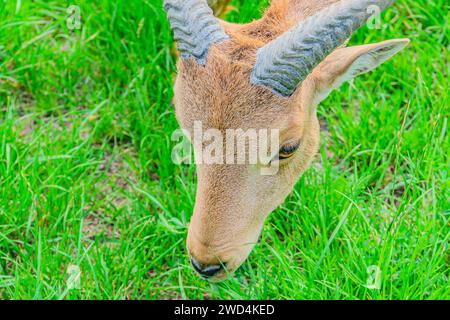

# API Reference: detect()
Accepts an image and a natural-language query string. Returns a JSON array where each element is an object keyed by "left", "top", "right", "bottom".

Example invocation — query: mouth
[
  {"left": 186, "top": 232, "right": 260, "bottom": 281},
  {"left": 189, "top": 255, "right": 231, "bottom": 281}
]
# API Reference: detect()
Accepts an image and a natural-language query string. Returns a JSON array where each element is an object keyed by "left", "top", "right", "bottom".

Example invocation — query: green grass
[{"left": 0, "top": 0, "right": 448, "bottom": 300}]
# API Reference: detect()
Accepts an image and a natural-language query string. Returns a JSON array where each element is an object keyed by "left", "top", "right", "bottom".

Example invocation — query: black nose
[{"left": 190, "top": 257, "right": 224, "bottom": 278}]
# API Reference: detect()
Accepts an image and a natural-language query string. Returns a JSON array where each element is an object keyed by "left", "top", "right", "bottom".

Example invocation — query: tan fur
[{"left": 171, "top": 0, "right": 409, "bottom": 280}]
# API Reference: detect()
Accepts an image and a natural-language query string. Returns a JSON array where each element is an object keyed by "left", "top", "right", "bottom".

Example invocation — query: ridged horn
[
  {"left": 251, "top": 0, "right": 396, "bottom": 97},
  {"left": 164, "top": 0, "right": 230, "bottom": 65}
]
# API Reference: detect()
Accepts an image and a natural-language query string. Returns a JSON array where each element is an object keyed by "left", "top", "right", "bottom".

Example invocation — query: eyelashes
[{"left": 278, "top": 140, "right": 300, "bottom": 160}]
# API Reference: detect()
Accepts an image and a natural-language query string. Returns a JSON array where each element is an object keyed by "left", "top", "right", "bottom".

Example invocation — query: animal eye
[{"left": 278, "top": 140, "right": 300, "bottom": 160}]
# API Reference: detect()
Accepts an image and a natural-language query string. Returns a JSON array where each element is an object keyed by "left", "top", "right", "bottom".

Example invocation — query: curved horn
[
  {"left": 164, "top": 0, "right": 229, "bottom": 65},
  {"left": 251, "top": 0, "right": 396, "bottom": 97}
]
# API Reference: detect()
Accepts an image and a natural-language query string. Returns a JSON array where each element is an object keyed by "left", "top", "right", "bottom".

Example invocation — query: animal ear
[
  {"left": 312, "top": 39, "right": 410, "bottom": 105},
  {"left": 251, "top": 0, "right": 398, "bottom": 97}
]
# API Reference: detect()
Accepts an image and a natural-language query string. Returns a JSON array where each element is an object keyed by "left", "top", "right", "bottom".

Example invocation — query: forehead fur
[{"left": 174, "top": 43, "right": 294, "bottom": 131}]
